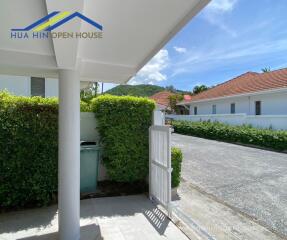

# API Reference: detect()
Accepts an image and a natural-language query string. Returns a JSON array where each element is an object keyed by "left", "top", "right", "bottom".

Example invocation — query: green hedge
[
  {"left": 0, "top": 91, "right": 91, "bottom": 208},
  {"left": 80, "top": 101, "right": 92, "bottom": 112},
  {"left": 0, "top": 92, "right": 58, "bottom": 208},
  {"left": 173, "top": 120, "right": 287, "bottom": 151},
  {"left": 171, "top": 147, "right": 182, "bottom": 188},
  {"left": 91, "top": 95, "right": 155, "bottom": 182}
]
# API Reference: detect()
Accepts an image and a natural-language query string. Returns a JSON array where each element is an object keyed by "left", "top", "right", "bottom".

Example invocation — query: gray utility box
[{"left": 80, "top": 141, "right": 101, "bottom": 193}]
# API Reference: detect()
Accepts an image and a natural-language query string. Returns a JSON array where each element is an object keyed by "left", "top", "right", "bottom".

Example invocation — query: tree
[
  {"left": 262, "top": 67, "right": 271, "bottom": 73},
  {"left": 169, "top": 94, "right": 183, "bottom": 114},
  {"left": 193, "top": 85, "right": 208, "bottom": 94},
  {"left": 80, "top": 82, "right": 99, "bottom": 103},
  {"left": 165, "top": 85, "right": 177, "bottom": 93}
]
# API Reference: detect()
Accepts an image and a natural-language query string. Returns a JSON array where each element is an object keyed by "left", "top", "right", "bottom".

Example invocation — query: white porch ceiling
[{"left": 0, "top": 0, "right": 209, "bottom": 83}]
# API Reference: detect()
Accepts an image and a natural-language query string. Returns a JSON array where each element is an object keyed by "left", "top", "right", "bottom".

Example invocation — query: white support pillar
[{"left": 58, "top": 69, "right": 80, "bottom": 240}]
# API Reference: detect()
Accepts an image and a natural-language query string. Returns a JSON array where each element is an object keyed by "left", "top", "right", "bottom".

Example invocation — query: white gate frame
[{"left": 149, "top": 124, "right": 172, "bottom": 217}]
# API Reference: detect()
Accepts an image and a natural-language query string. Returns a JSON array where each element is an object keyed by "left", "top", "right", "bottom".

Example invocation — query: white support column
[{"left": 58, "top": 69, "right": 80, "bottom": 240}]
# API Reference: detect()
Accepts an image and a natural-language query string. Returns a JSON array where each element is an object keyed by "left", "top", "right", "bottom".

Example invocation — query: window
[
  {"left": 230, "top": 103, "right": 235, "bottom": 114},
  {"left": 31, "top": 77, "right": 45, "bottom": 97},
  {"left": 255, "top": 101, "right": 261, "bottom": 115},
  {"left": 194, "top": 106, "right": 198, "bottom": 115},
  {"left": 212, "top": 105, "right": 216, "bottom": 114}
]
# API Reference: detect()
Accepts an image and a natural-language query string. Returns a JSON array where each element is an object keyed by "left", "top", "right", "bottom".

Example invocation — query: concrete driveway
[{"left": 171, "top": 133, "right": 287, "bottom": 238}]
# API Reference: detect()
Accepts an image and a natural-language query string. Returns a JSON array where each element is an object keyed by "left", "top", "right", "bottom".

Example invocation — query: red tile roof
[
  {"left": 149, "top": 91, "right": 175, "bottom": 107},
  {"left": 186, "top": 68, "right": 287, "bottom": 103},
  {"left": 176, "top": 94, "right": 194, "bottom": 105},
  {"left": 183, "top": 94, "right": 193, "bottom": 101}
]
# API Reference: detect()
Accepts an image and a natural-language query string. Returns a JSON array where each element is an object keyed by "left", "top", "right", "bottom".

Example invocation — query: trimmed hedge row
[
  {"left": 171, "top": 147, "right": 182, "bottom": 188},
  {"left": 0, "top": 90, "right": 182, "bottom": 208},
  {"left": 0, "top": 92, "right": 58, "bottom": 208},
  {"left": 0, "top": 91, "right": 94, "bottom": 208},
  {"left": 91, "top": 95, "right": 155, "bottom": 182},
  {"left": 173, "top": 120, "right": 287, "bottom": 151}
]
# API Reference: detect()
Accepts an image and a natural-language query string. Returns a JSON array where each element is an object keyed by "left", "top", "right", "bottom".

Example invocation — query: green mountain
[{"left": 105, "top": 84, "right": 166, "bottom": 97}]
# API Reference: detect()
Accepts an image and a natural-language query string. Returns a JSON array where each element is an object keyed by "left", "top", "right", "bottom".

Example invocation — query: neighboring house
[
  {"left": 150, "top": 91, "right": 192, "bottom": 114},
  {"left": 183, "top": 94, "right": 192, "bottom": 102},
  {"left": 180, "top": 68, "right": 287, "bottom": 115},
  {"left": 174, "top": 68, "right": 287, "bottom": 130},
  {"left": 149, "top": 91, "right": 175, "bottom": 112},
  {"left": 177, "top": 95, "right": 192, "bottom": 115}
]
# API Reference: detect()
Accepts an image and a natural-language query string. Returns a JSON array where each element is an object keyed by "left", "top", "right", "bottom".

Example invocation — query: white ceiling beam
[
  {"left": 0, "top": 49, "right": 58, "bottom": 77},
  {"left": 80, "top": 60, "right": 135, "bottom": 83},
  {"left": 0, "top": 0, "right": 210, "bottom": 83},
  {"left": 45, "top": 0, "right": 84, "bottom": 69},
  {"left": 0, "top": 65, "right": 58, "bottom": 79}
]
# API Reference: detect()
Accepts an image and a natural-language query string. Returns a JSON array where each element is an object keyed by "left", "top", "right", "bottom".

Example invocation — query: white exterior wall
[
  {"left": 0, "top": 76, "right": 100, "bottom": 98},
  {"left": 190, "top": 97, "right": 250, "bottom": 115},
  {"left": 0, "top": 75, "right": 59, "bottom": 97},
  {"left": 45, "top": 78, "right": 59, "bottom": 97},
  {"left": 189, "top": 90, "right": 287, "bottom": 116},
  {"left": 0, "top": 75, "right": 31, "bottom": 96},
  {"left": 179, "top": 89, "right": 287, "bottom": 130},
  {"left": 249, "top": 93, "right": 287, "bottom": 115}
]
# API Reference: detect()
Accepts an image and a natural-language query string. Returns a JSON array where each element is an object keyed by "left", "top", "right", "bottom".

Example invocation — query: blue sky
[{"left": 104, "top": 0, "right": 287, "bottom": 92}]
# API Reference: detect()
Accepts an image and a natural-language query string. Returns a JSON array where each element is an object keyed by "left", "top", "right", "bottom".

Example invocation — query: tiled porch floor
[{"left": 0, "top": 195, "right": 188, "bottom": 240}]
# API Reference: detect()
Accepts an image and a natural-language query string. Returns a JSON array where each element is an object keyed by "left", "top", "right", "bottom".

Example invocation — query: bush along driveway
[
  {"left": 172, "top": 120, "right": 287, "bottom": 152},
  {"left": 171, "top": 133, "right": 287, "bottom": 238}
]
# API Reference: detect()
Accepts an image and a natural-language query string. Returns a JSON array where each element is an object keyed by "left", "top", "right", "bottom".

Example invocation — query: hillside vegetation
[
  {"left": 105, "top": 84, "right": 192, "bottom": 97},
  {"left": 105, "top": 84, "right": 166, "bottom": 97}
]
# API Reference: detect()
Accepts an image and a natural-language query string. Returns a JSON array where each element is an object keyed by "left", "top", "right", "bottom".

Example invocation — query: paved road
[{"left": 171, "top": 133, "right": 287, "bottom": 238}]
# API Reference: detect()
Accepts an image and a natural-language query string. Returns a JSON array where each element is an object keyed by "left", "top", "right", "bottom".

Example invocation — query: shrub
[
  {"left": 171, "top": 147, "right": 183, "bottom": 188},
  {"left": 173, "top": 120, "right": 287, "bottom": 151},
  {"left": 91, "top": 95, "right": 155, "bottom": 182},
  {"left": 0, "top": 92, "right": 58, "bottom": 208},
  {"left": 80, "top": 101, "right": 92, "bottom": 112},
  {"left": 169, "top": 94, "right": 184, "bottom": 114},
  {"left": 0, "top": 91, "right": 92, "bottom": 209}
]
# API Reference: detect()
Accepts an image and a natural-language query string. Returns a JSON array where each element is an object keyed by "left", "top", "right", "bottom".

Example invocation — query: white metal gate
[{"left": 149, "top": 125, "right": 172, "bottom": 216}]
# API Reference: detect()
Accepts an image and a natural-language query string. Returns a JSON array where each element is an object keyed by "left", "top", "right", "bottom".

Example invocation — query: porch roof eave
[{"left": 0, "top": 0, "right": 210, "bottom": 83}]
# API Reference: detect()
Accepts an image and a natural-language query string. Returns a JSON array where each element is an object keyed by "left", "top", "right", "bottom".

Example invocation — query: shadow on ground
[
  {"left": 0, "top": 195, "right": 185, "bottom": 240},
  {"left": 18, "top": 224, "right": 103, "bottom": 240}
]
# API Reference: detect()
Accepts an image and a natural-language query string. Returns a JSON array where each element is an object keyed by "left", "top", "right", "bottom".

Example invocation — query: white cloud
[
  {"left": 173, "top": 46, "right": 187, "bottom": 53},
  {"left": 171, "top": 38, "right": 287, "bottom": 78},
  {"left": 201, "top": 0, "right": 238, "bottom": 36},
  {"left": 206, "top": 0, "right": 238, "bottom": 12},
  {"left": 129, "top": 49, "right": 169, "bottom": 85}
]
